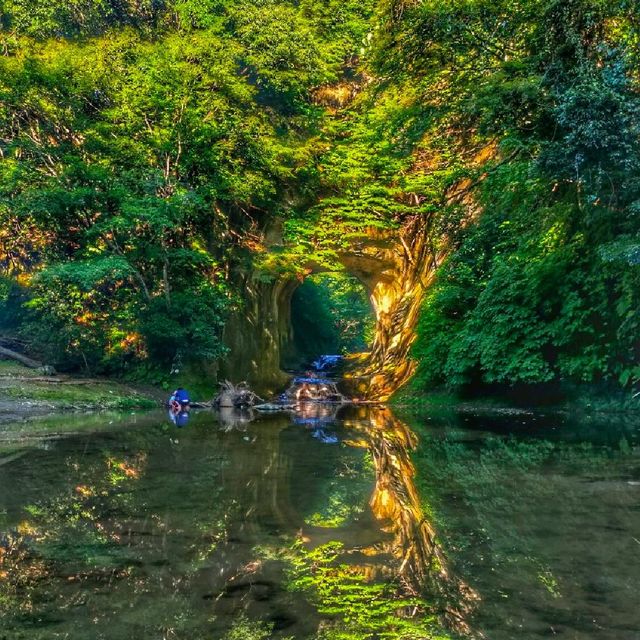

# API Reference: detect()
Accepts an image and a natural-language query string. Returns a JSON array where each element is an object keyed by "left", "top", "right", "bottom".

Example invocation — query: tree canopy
[{"left": 0, "top": 0, "right": 638, "bottom": 393}]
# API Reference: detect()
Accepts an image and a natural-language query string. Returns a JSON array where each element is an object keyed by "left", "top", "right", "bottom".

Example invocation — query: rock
[{"left": 37, "top": 365, "right": 57, "bottom": 376}]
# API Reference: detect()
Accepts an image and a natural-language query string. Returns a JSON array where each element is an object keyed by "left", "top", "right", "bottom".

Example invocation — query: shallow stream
[{"left": 0, "top": 404, "right": 638, "bottom": 639}]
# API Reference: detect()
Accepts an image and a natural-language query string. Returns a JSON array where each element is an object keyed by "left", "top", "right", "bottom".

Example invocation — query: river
[{"left": 0, "top": 404, "right": 638, "bottom": 639}]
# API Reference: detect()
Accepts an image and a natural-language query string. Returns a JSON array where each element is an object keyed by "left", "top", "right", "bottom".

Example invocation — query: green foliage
[
  {"left": 1, "top": 0, "right": 639, "bottom": 394},
  {"left": 0, "top": 0, "right": 375, "bottom": 378},
  {"left": 222, "top": 616, "right": 275, "bottom": 640},
  {"left": 285, "top": 540, "right": 450, "bottom": 640},
  {"left": 412, "top": 159, "right": 640, "bottom": 389},
  {"left": 406, "top": 0, "right": 640, "bottom": 392},
  {"left": 0, "top": 0, "right": 161, "bottom": 38},
  {"left": 289, "top": 273, "right": 373, "bottom": 365},
  {"left": 231, "top": 0, "right": 337, "bottom": 107},
  {"left": 313, "top": 273, "right": 374, "bottom": 353}
]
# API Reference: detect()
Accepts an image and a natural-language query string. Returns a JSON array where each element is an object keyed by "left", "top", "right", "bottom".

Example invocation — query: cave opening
[{"left": 281, "top": 272, "right": 374, "bottom": 373}]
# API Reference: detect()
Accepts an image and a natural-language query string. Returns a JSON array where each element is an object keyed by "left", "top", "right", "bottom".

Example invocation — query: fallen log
[
  {"left": 9, "top": 376, "right": 102, "bottom": 385},
  {"left": 214, "top": 381, "right": 263, "bottom": 408},
  {"left": 0, "top": 346, "right": 44, "bottom": 370}
]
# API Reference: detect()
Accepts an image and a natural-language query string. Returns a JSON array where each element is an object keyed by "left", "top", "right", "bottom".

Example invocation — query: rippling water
[{"left": 0, "top": 404, "right": 638, "bottom": 639}]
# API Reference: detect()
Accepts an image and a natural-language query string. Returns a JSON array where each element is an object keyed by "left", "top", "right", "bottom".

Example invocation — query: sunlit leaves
[{"left": 285, "top": 540, "right": 450, "bottom": 640}]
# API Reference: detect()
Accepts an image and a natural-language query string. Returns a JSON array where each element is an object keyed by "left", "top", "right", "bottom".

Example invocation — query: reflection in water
[
  {"left": 216, "top": 403, "right": 342, "bottom": 443},
  {"left": 6, "top": 405, "right": 635, "bottom": 638},
  {"left": 411, "top": 412, "right": 640, "bottom": 640},
  {"left": 293, "top": 403, "right": 341, "bottom": 444},
  {"left": 291, "top": 402, "right": 341, "bottom": 428},
  {"left": 343, "top": 407, "right": 479, "bottom": 635},
  {"left": 346, "top": 407, "right": 444, "bottom": 583},
  {"left": 214, "top": 402, "right": 476, "bottom": 634},
  {"left": 0, "top": 446, "right": 153, "bottom": 630},
  {"left": 168, "top": 409, "right": 190, "bottom": 427},
  {"left": 216, "top": 406, "right": 255, "bottom": 431},
  {"left": 208, "top": 403, "right": 470, "bottom": 633},
  {"left": 0, "top": 406, "right": 461, "bottom": 639}
]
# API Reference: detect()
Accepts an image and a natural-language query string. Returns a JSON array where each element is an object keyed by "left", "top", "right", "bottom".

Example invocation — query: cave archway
[{"left": 220, "top": 215, "right": 444, "bottom": 400}]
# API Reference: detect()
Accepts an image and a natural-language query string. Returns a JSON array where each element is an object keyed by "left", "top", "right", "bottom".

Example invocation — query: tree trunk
[{"left": 0, "top": 346, "right": 44, "bottom": 369}]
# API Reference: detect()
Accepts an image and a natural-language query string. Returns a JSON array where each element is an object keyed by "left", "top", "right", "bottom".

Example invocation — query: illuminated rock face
[
  {"left": 339, "top": 217, "right": 443, "bottom": 400},
  {"left": 221, "top": 215, "right": 441, "bottom": 399}
]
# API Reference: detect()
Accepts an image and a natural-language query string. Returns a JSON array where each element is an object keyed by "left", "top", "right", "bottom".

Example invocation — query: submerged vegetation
[{"left": 0, "top": 0, "right": 639, "bottom": 395}]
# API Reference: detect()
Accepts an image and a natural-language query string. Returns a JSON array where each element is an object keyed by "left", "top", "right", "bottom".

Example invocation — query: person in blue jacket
[{"left": 169, "top": 387, "right": 190, "bottom": 410}]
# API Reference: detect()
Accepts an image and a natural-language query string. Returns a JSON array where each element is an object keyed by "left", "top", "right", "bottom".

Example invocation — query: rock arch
[{"left": 220, "top": 213, "right": 444, "bottom": 400}]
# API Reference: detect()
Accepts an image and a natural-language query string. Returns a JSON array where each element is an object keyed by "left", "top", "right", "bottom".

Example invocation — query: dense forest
[{"left": 0, "top": 0, "right": 638, "bottom": 397}]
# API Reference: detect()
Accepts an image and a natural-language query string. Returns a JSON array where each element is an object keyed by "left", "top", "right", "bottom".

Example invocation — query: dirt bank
[{"left": 0, "top": 361, "right": 162, "bottom": 424}]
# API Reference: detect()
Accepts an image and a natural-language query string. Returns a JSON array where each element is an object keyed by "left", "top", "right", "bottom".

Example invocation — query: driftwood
[
  {"left": 214, "top": 380, "right": 263, "bottom": 408},
  {"left": 0, "top": 346, "right": 44, "bottom": 370}
]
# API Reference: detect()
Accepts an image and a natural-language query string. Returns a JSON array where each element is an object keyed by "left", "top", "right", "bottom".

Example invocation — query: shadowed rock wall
[{"left": 220, "top": 274, "right": 298, "bottom": 396}]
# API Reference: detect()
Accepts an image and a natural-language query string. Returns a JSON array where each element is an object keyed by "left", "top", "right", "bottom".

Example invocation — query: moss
[
  {"left": 1, "top": 382, "right": 155, "bottom": 409},
  {"left": 0, "top": 361, "right": 159, "bottom": 415},
  {"left": 0, "top": 361, "right": 42, "bottom": 377}
]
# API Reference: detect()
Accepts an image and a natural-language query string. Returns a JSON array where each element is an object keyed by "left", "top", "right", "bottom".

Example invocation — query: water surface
[{"left": 0, "top": 405, "right": 638, "bottom": 639}]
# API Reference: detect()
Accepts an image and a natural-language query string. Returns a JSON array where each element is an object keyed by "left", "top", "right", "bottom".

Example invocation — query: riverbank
[
  {"left": 0, "top": 361, "right": 161, "bottom": 424},
  {"left": 392, "top": 383, "right": 640, "bottom": 416}
]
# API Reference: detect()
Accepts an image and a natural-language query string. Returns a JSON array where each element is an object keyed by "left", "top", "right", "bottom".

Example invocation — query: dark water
[{"left": 0, "top": 404, "right": 638, "bottom": 639}]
